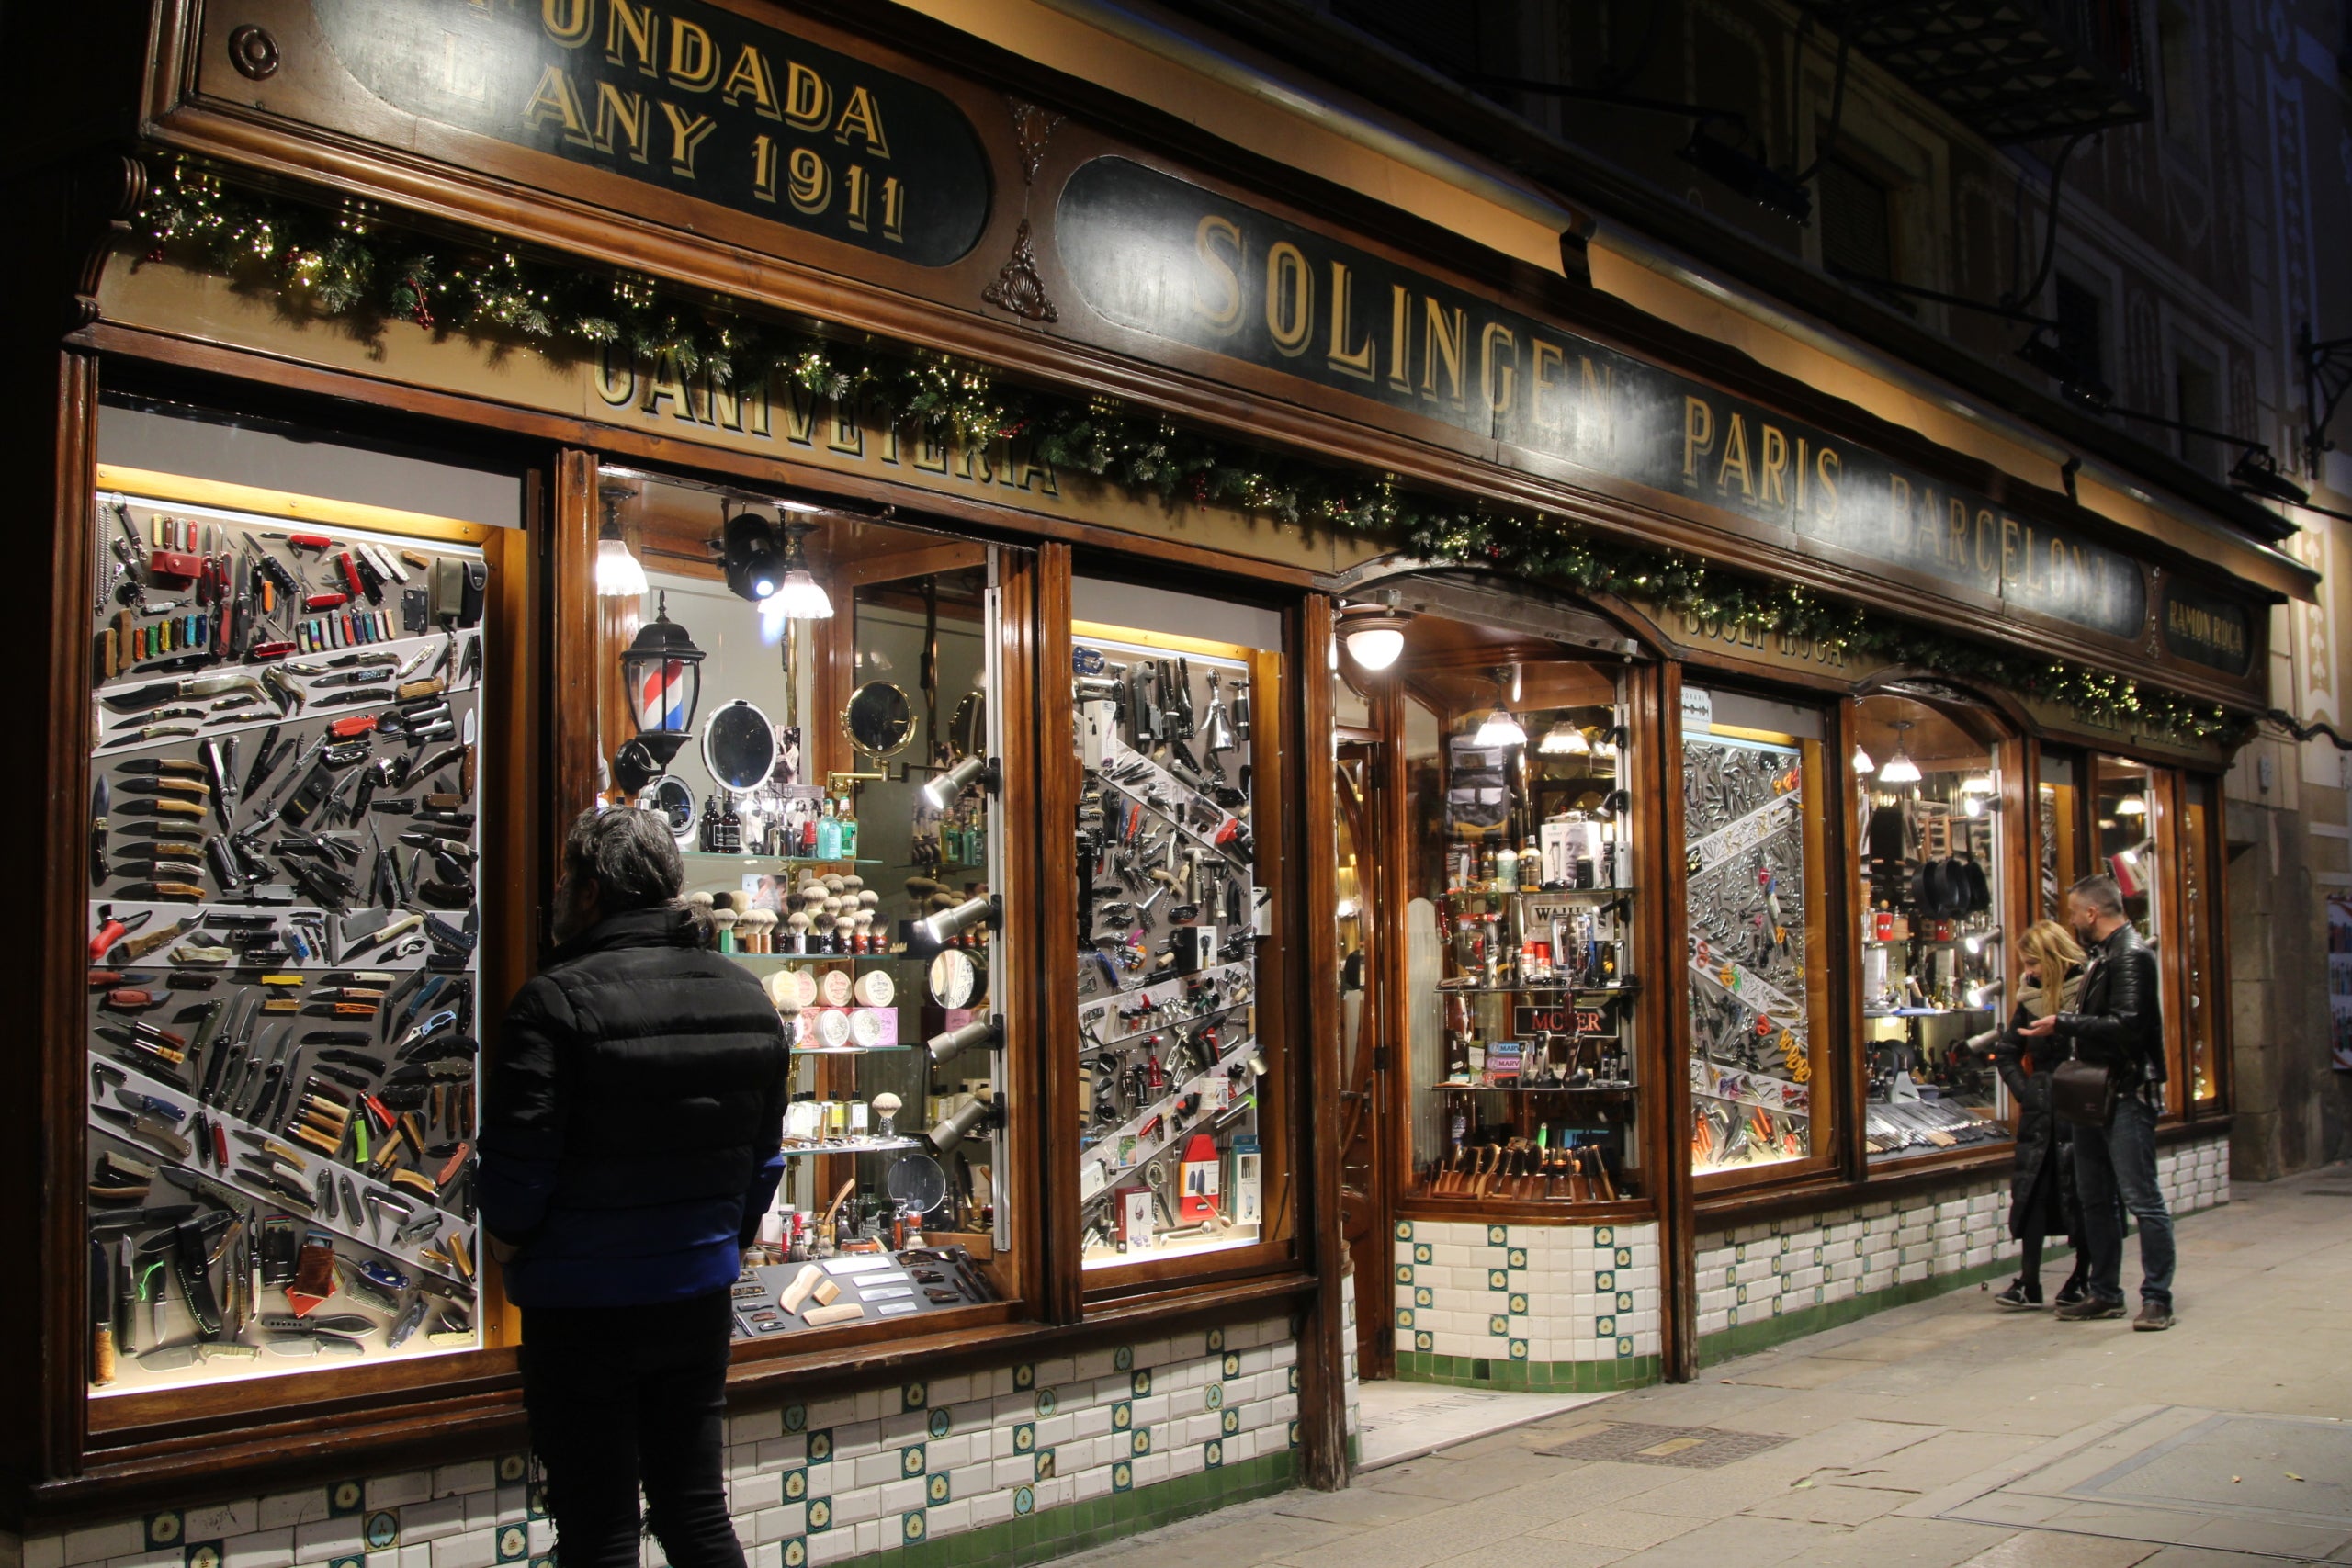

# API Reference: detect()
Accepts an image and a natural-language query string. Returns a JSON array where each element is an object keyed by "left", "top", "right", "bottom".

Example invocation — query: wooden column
[{"left": 1295, "top": 593, "right": 1351, "bottom": 1487}]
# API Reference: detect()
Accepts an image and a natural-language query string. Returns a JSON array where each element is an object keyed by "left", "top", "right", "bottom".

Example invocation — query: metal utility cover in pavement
[
  {"left": 1927, "top": 1407, "right": 2352, "bottom": 1561},
  {"left": 1534, "top": 1423, "right": 1792, "bottom": 1469}
]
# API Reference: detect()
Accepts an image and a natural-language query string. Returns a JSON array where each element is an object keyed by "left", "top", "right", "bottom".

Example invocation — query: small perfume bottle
[
  {"left": 816, "top": 798, "right": 842, "bottom": 860},
  {"left": 837, "top": 794, "right": 859, "bottom": 857}
]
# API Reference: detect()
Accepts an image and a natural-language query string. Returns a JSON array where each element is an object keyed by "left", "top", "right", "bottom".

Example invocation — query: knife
[
  {"left": 103, "top": 673, "right": 267, "bottom": 713},
  {"left": 90, "top": 1241, "right": 118, "bottom": 1386},
  {"left": 116, "top": 797, "right": 206, "bottom": 818},
  {"left": 94, "top": 1104, "right": 194, "bottom": 1163},
  {"left": 116, "top": 776, "right": 210, "bottom": 798},
  {"left": 90, "top": 778, "right": 109, "bottom": 886},
  {"left": 114, "top": 916, "right": 199, "bottom": 964}
]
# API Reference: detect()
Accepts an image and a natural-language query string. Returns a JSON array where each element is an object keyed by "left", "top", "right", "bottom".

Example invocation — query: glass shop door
[{"left": 1336, "top": 738, "right": 1395, "bottom": 1373}]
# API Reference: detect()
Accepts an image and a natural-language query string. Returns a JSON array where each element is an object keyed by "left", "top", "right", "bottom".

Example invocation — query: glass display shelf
[
  {"left": 1863, "top": 1005, "right": 1996, "bottom": 1018},
  {"left": 1446, "top": 886, "right": 1635, "bottom": 901},
  {"left": 1427, "top": 1082, "right": 1636, "bottom": 1094},
  {"left": 1434, "top": 981, "right": 1642, "bottom": 996},
  {"left": 680, "top": 852, "right": 886, "bottom": 870},
  {"left": 723, "top": 951, "right": 920, "bottom": 966},
  {"left": 778, "top": 1137, "right": 924, "bottom": 1156},
  {"left": 792, "top": 1043, "right": 920, "bottom": 1055}
]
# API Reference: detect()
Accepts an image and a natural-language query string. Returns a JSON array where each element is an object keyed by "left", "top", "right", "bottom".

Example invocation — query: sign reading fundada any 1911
[
  {"left": 303, "top": 0, "right": 990, "bottom": 265},
  {"left": 1054, "top": 157, "right": 2150, "bottom": 645}
]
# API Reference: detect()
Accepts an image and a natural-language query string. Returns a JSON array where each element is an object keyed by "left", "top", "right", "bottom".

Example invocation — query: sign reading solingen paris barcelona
[
  {"left": 1056, "top": 157, "right": 2148, "bottom": 643},
  {"left": 308, "top": 0, "right": 991, "bottom": 265}
]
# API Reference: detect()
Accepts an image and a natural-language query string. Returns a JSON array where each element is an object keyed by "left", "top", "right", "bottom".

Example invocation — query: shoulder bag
[{"left": 2051, "top": 1046, "right": 2117, "bottom": 1128}]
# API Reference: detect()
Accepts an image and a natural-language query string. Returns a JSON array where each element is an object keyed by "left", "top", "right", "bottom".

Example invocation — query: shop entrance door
[{"left": 1336, "top": 739, "right": 1396, "bottom": 1374}]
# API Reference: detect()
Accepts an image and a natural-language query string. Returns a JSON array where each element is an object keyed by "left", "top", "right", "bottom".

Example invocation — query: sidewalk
[{"left": 1066, "top": 1163, "right": 2352, "bottom": 1568}]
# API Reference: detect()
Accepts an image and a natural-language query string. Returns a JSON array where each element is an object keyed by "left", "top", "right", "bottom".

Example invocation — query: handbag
[{"left": 2051, "top": 1048, "right": 2117, "bottom": 1128}]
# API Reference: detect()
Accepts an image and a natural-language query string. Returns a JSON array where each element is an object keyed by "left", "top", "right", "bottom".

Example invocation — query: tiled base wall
[
  {"left": 1391, "top": 1219, "right": 1663, "bottom": 1391},
  {"left": 1696, "top": 1133, "right": 2232, "bottom": 1363},
  {"left": 18, "top": 1315, "right": 1306, "bottom": 1568},
  {"left": 1340, "top": 1269, "right": 1363, "bottom": 1464}
]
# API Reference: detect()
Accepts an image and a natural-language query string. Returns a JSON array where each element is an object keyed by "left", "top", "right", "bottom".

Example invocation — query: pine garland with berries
[{"left": 129, "top": 161, "right": 2244, "bottom": 744}]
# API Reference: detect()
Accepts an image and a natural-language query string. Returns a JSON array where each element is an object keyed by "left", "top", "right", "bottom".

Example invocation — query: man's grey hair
[
  {"left": 2068, "top": 873, "right": 2125, "bottom": 916},
  {"left": 561, "top": 807, "right": 684, "bottom": 912}
]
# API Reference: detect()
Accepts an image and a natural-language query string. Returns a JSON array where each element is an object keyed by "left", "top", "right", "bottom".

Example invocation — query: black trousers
[{"left": 520, "top": 1290, "right": 747, "bottom": 1568}]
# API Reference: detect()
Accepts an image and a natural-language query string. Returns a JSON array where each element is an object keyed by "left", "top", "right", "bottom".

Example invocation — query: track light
[
  {"left": 2016, "top": 331, "right": 2112, "bottom": 411},
  {"left": 595, "top": 485, "right": 648, "bottom": 598},
  {"left": 1963, "top": 927, "right": 2002, "bottom": 957},
  {"left": 927, "top": 1095, "right": 1000, "bottom": 1156},
  {"left": 922, "top": 754, "right": 998, "bottom": 813},
  {"left": 917, "top": 894, "right": 999, "bottom": 949},
  {"left": 927, "top": 1016, "right": 1003, "bottom": 1066}
]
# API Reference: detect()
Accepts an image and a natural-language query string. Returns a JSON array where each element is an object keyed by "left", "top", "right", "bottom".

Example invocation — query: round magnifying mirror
[
  {"left": 842, "top": 681, "right": 916, "bottom": 760},
  {"left": 639, "top": 775, "right": 698, "bottom": 839},
  {"left": 947, "top": 691, "right": 987, "bottom": 759},
  {"left": 702, "top": 699, "right": 779, "bottom": 794},
  {"left": 927, "top": 946, "right": 987, "bottom": 1010}
]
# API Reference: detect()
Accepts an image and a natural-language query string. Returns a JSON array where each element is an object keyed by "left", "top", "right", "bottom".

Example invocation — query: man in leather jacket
[{"left": 2019, "top": 873, "right": 2174, "bottom": 1330}]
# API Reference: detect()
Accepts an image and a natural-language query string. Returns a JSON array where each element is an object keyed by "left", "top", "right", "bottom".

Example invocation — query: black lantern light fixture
[{"left": 614, "top": 590, "right": 707, "bottom": 794}]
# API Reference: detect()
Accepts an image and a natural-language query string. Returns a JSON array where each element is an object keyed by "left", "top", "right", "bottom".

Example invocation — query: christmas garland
[{"left": 130, "top": 160, "right": 2244, "bottom": 743}]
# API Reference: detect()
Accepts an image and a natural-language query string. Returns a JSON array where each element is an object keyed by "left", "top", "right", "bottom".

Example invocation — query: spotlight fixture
[
  {"left": 594, "top": 484, "right": 648, "bottom": 598},
  {"left": 1963, "top": 927, "right": 2002, "bottom": 957},
  {"left": 917, "top": 894, "right": 1000, "bottom": 950},
  {"left": 922, "top": 753, "right": 1000, "bottom": 813},
  {"left": 720, "top": 505, "right": 834, "bottom": 623},
  {"left": 1339, "top": 591, "right": 1411, "bottom": 671},
  {"left": 2015, "top": 330, "right": 2112, "bottom": 411},
  {"left": 1852, "top": 744, "right": 1876, "bottom": 775},
  {"left": 1879, "top": 721, "right": 1922, "bottom": 785},
  {"left": 1538, "top": 720, "right": 1591, "bottom": 756},
  {"left": 927, "top": 1016, "right": 1003, "bottom": 1067},
  {"left": 926, "top": 1094, "right": 1001, "bottom": 1156},
  {"left": 1590, "top": 725, "right": 1623, "bottom": 760},
  {"left": 2114, "top": 795, "right": 2147, "bottom": 818},
  {"left": 2231, "top": 446, "right": 2312, "bottom": 506}
]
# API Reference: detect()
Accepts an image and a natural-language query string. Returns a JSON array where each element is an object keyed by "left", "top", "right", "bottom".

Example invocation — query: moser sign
[
  {"left": 1056, "top": 156, "right": 2147, "bottom": 643},
  {"left": 305, "top": 0, "right": 990, "bottom": 265}
]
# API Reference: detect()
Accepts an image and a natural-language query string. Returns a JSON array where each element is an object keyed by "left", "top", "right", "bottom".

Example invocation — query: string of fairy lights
[{"left": 129, "top": 159, "right": 2244, "bottom": 743}]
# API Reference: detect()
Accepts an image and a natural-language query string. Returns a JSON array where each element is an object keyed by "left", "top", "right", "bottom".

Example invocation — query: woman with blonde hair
[{"left": 1990, "top": 919, "right": 2091, "bottom": 1309}]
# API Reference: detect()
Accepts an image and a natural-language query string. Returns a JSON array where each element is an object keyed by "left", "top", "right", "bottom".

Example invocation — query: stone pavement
[{"left": 1063, "top": 1163, "right": 2352, "bottom": 1568}]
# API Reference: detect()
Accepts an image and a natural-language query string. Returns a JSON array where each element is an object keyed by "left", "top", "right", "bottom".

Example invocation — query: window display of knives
[{"left": 85, "top": 494, "right": 491, "bottom": 1393}]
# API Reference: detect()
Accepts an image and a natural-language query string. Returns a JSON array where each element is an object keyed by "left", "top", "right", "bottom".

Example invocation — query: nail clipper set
[
  {"left": 1072, "top": 637, "right": 1265, "bottom": 1262},
  {"left": 85, "top": 495, "right": 488, "bottom": 1393}
]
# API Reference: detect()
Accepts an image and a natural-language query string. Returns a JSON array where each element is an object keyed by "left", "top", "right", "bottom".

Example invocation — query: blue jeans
[{"left": 2072, "top": 1096, "right": 2174, "bottom": 1307}]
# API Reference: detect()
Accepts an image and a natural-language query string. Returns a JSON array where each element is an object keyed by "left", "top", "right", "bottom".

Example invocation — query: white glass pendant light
[
  {"left": 1879, "top": 720, "right": 1922, "bottom": 785},
  {"left": 1473, "top": 666, "right": 1525, "bottom": 748}
]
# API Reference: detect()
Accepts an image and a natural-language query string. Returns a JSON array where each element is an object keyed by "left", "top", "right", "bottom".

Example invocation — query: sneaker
[
  {"left": 2053, "top": 1278, "right": 2086, "bottom": 1309},
  {"left": 2132, "top": 1302, "right": 2175, "bottom": 1332},
  {"left": 1992, "top": 1280, "right": 2043, "bottom": 1309},
  {"left": 2056, "top": 1296, "right": 2127, "bottom": 1321}
]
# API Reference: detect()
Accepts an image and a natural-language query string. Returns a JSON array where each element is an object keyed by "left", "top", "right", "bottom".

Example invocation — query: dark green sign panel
[
  {"left": 2161, "top": 580, "right": 2255, "bottom": 675},
  {"left": 311, "top": 0, "right": 991, "bottom": 265},
  {"left": 1057, "top": 156, "right": 2146, "bottom": 641}
]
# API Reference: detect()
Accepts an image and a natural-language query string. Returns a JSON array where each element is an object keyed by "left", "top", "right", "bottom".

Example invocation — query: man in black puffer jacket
[
  {"left": 2020, "top": 873, "right": 2173, "bottom": 1331},
  {"left": 481, "top": 807, "right": 790, "bottom": 1568}
]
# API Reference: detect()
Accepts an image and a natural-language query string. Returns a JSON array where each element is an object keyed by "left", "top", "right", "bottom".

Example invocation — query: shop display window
[
  {"left": 1855, "top": 694, "right": 2010, "bottom": 1161},
  {"left": 1390, "top": 624, "right": 1641, "bottom": 1208},
  {"left": 84, "top": 427, "right": 504, "bottom": 1396},
  {"left": 1069, "top": 580, "right": 1284, "bottom": 1269},
  {"left": 1683, "top": 689, "right": 1830, "bottom": 1179},
  {"left": 2038, "top": 750, "right": 2084, "bottom": 919},
  {"left": 594, "top": 470, "right": 1012, "bottom": 1337},
  {"left": 2180, "top": 774, "right": 2222, "bottom": 1106},
  {"left": 2094, "top": 755, "right": 2161, "bottom": 947}
]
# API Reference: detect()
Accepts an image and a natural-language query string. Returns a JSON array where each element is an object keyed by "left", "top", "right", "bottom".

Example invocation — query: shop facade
[{"left": 0, "top": 1, "right": 2311, "bottom": 1564}]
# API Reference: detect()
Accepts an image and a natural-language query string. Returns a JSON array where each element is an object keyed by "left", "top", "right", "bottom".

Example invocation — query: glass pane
[
  {"left": 2095, "top": 756, "right": 2159, "bottom": 944},
  {"left": 1070, "top": 585, "right": 1275, "bottom": 1268},
  {"left": 1684, "top": 693, "right": 1825, "bottom": 1176},
  {"left": 1857, "top": 695, "right": 2009, "bottom": 1161},
  {"left": 86, "top": 472, "right": 495, "bottom": 1395},
  {"left": 595, "top": 469, "right": 1010, "bottom": 1338},
  {"left": 2038, "top": 750, "right": 2081, "bottom": 921},
  {"left": 2180, "top": 775, "right": 2219, "bottom": 1104},
  {"left": 1402, "top": 649, "right": 1640, "bottom": 1203}
]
